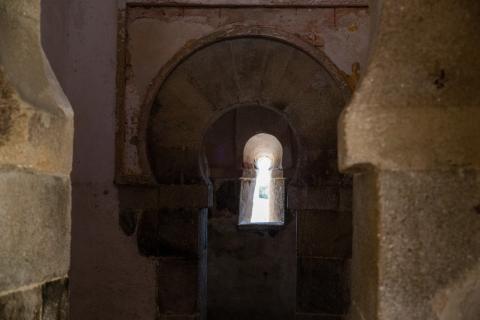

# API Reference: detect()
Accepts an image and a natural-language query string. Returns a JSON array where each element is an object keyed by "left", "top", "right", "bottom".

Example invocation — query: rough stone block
[
  {"left": 157, "top": 259, "right": 198, "bottom": 314},
  {"left": 41, "top": 278, "right": 69, "bottom": 320},
  {"left": 0, "top": 169, "right": 70, "bottom": 292},
  {"left": 376, "top": 170, "right": 480, "bottom": 320},
  {"left": 0, "top": 286, "right": 42, "bottom": 320},
  {"left": 0, "top": 7, "right": 73, "bottom": 176},
  {"left": 137, "top": 208, "right": 199, "bottom": 257},
  {"left": 0, "top": 108, "right": 73, "bottom": 176},
  {"left": 297, "top": 258, "right": 348, "bottom": 315},
  {"left": 297, "top": 210, "right": 352, "bottom": 258}
]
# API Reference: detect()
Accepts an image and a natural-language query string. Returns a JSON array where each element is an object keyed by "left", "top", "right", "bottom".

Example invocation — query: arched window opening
[
  {"left": 251, "top": 156, "right": 273, "bottom": 223},
  {"left": 239, "top": 133, "right": 285, "bottom": 226}
]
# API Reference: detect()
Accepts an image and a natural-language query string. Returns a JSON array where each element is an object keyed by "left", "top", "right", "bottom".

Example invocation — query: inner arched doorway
[{"left": 146, "top": 34, "right": 352, "bottom": 319}]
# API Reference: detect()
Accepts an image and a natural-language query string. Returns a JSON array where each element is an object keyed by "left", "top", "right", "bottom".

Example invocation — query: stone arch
[
  {"left": 146, "top": 29, "right": 350, "bottom": 185},
  {"left": 141, "top": 25, "right": 351, "bottom": 184},
  {"left": 243, "top": 133, "right": 283, "bottom": 170},
  {"left": 200, "top": 103, "right": 299, "bottom": 185}
]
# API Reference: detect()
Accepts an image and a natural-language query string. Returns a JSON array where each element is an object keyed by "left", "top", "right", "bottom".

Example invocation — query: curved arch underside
[{"left": 148, "top": 37, "right": 348, "bottom": 184}]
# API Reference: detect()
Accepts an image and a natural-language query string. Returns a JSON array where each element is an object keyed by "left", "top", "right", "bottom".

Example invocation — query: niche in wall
[
  {"left": 202, "top": 105, "right": 298, "bottom": 320},
  {"left": 115, "top": 3, "right": 365, "bottom": 316},
  {"left": 202, "top": 104, "right": 297, "bottom": 200}
]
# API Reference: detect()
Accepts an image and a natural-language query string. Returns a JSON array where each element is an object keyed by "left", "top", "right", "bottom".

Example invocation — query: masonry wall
[
  {"left": 41, "top": 1, "right": 370, "bottom": 319},
  {"left": 0, "top": 0, "right": 73, "bottom": 318},
  {"left": 339, "top": 1, "right": 480, "bottom": 320}
]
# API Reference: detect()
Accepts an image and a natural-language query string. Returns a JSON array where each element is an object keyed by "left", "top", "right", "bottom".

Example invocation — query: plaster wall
[{"left": 42, "top": 1, "right": 157, "bottom": 319}]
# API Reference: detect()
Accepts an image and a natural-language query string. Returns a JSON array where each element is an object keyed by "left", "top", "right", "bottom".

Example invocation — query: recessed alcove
[
  {"left": 144, "top": 34, "right": 352, "bottom": 320},
  {"left": 202, "top": 105, "right": 298, "bottom": 319}
]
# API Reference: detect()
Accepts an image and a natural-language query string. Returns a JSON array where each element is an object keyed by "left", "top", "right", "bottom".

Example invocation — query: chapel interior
[{"left": 0, "top": 1, "right": 479, "bottom": 320}]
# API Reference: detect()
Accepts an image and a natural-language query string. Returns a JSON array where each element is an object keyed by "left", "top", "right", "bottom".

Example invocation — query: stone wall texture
[
  {"left": 0, "top": 0, "right": 73, "bottom": 319},
  {"left": 339, "top": 1, "right": 480, "bottom": 320}
]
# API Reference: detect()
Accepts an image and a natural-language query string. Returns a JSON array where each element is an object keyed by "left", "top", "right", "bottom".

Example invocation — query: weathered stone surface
[
  {"left": 0, "top": 97, "right": 73, "bottom": 175},
  {"left": 297, "top": 258, "right": 348, "bottom": 315},
  {"left": 0, "top": 1, "right": 73, "bottom": 320},
  {"left": 137, "top": 209, "right": 199, "bottom": 257},
  {"left": 41, "top": 278, "right": 69, "bottom": 320},
  {"left": 297, "top": 210, "right": 352, "bottom": 258},
  {"left": 157, "top": 259, "right": 198, "bottom": 314},
  {"left": 349, "top": 170, "right": 480, "bottom": 320},
  {"left": 0, "top": 0, "right": 73, "bottom": 176},
  {"left": 0, "top": 286, "right": 42, "bottom": 320},
  {"left": 376, "top": 170, "right": 480, "bottom": 320},
  {"left": 433, "top": 265, "right": 480, "bottom": 320},
  {"left": 0, "top": 170, "right": 70, "bottom": 293},
  {"left": 0, "top": 0, "right": 71, "bottom": 115},
  {"left": 339, "top": 1, "right": 480, "bottom": 320},
  {"left": 339, "top": 1, "right": 480, "bottom": 172}
]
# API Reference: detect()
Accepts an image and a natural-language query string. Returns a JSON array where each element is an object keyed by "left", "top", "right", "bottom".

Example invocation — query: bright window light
[{"left": 251, "top": 156, "right": 272, "bottom": 223}]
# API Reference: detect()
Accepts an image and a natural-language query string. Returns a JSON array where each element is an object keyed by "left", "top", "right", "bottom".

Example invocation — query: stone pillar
[
  {"left": 0, "top": 0, "right": 73, "bottom": 318},
  {"left": 339, "top": 1, "right": 480, "bottom": 319}
]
